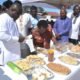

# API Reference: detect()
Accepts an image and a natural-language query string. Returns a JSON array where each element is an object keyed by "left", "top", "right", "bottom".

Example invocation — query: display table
[
  {"left": 0, "top": 50, "right": 80, "bottom": 80},
  {"left": 37, "top": 50, "right": 80, "bottom": 80}
]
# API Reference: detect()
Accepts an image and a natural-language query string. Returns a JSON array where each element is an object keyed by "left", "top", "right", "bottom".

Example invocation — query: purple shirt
[{"left": 53, "top": 17, "right": 72, "bottom": 42}]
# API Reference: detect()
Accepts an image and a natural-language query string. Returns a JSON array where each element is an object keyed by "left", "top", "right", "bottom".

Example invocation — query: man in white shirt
[
  {"left": 16, "top": 13, "right": 37, "bottom": 58},
  {"left": 67, "top": 5, "right": 80, "bottom": 45},
  {"left": 0, "top": 2, "right": 24, "bottom": 65},
  {"left": 30, "top": 6, "right": 41, "bottom": 28}
]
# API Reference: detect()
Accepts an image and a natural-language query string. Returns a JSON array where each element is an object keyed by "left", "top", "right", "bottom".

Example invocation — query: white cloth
[
  {"left": 25, "top": 38, "right": 35, "bottom": 52},
  {"left": 16, "top": 13, "right": 32, "bottom": 37},
  {"left": 16, "top": 13, "right": 38, "bottom": 53},
  {"left": 67, "top": 12, "right": 80, "bottom": 40},
  {"left": 0, "top": 13, "right": 21, "bottom": 65}
]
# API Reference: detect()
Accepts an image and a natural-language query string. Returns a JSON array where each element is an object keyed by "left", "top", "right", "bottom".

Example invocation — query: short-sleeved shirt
[{"left": 32, "top": 26, "right": 53, "bottom": 49}]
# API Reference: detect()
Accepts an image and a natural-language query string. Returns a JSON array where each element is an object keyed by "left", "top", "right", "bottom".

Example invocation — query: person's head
[
  {"left": 14, "top": 0, "right": 22, "bottom": 7},
  {"left": 8, "top": 2, "right": 22, "bottom": 20},
  {"left": 37, "top": 20, "right": 48, "bottom": 34},
  {"left": 14, "top": 0, "right": 22, "bottom": 14},
  {"left": 30, "top": 6, "right": 37, "bottom": 18},
  {"left": 73, "top": 5, "right": 80, "bottom": 16},
  {"left": 60, "top": 8, "right": 67, "bottom": 19},
  {"left": 2, "top": 0, "right": 13, "bottom": 11}
]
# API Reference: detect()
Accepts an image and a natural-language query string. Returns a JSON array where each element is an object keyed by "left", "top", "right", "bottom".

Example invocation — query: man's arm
[
  {"left": 0, "top": 18, "right": 19, "bottom": 42},
  {"left": 53, "top": 20, "right": 58, "bottom": 34},
  {"left": 0, "top": 31, "right": 19, "bottom": 42},
  {"left": 53, "top": 20, "right": 61, "bottom": 39}
]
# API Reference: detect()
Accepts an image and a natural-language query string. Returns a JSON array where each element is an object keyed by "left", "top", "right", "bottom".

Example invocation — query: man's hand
[
  {"left": 52, "top": 37, "right": 57, "bottom": 43},
  {"left": 55, "top": 34, "right": 60, "bottom": 39}
]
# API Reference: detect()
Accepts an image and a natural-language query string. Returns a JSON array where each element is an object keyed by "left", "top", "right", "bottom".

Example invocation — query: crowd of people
[{"left": 0, "top": 0, "right": 80, "bottom": 65}]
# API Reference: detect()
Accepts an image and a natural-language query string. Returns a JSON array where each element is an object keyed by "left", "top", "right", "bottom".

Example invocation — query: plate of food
[
  {"left": 59, "top": 55, "right": 79, "bottom": 65},
  {"left": 31, "top": 66, "right": 54, "bottom": 80},
  {"left": 54, "top": 42, "right": 69, "bottom": 53},
  {"left": 25, "top": 55, "right": 45, "bottom": 66},
  {"left": 47, "top": 62, "right": 71, "bottom": 75},
  {"left": 14, "top": 55, "right": 45, "bottom": 71},
  {"left": 36, "top": 47, "right": 48, "bottom": 54},
  {"left": 70, "top": 45, "right": 80, "bottom": 54},
  {"left": 14, "top": 59, "right": 32, "bottom": 71}
]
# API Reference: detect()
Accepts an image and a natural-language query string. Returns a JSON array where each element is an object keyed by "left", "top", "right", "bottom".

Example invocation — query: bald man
[
  {"left": 0, "top": 2, "right": 24, "bottom": 65},
  {"left": 53, "top": 8, "right": 72, "bottom": 42}
]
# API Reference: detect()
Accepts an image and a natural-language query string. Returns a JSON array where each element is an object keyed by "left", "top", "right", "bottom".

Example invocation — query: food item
[
  {"left": 15, "top": 55, "right": 45, "bottom": 71},
  {"left": 59, "top": 55, "right": 78, "bottom": 65},
  {"left": 26, "top": 55, "right": 45, "bottom": 65},
  {"left": 15, "top": 59, "right": 32, "bottom": 71},
  {"left": 32, "top": 66, "right": 53, "bottom": 80},
  {"left": 70, "top": 45, "right": 80, "bottom": 53},
  {"left": 37, "top": 47, "right": 48, "bottom": 54},
  {"left": 32, "top": 73, "right": 47, "bottom": 80},
  {"left": 47, "top": 63, "right": 71, "bottom": 75}
]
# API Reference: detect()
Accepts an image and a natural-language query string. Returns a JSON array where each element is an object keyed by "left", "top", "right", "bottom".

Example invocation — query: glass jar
[{"left": 48, "top": 49, "right": 54, "bottom": 62}]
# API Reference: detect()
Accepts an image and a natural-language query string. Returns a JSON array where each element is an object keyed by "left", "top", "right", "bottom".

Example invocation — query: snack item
[
  {"left": 15, "top": 59, "right": 32, "bottom": 71},
  {"left": 59, "top": 55, "right": 78, "bottom": 65},
  {"left": 70, "top": 45, "right": 80, "bottom": 53},
  {"left": 26, "top": 55, "right": 45, "bottom": 65},
  {"left": 32, "top": 66, "right": 53, "bottom": 80},
  {"left": 15, "top": 55, "right": 45, "bottom": 71},
  {"left": 47, "top": 63, "right": 71, "bottom": 75},
  {"left": 37, "top": 47, "right": 48, "bottom": 54}
]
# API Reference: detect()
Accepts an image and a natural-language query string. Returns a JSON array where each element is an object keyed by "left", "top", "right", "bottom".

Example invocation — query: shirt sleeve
[
  {"left": 0, "top": 31, "right": 19, "bottom": 42},
  {"left": 59, "top": 19, "right": 72, "bottom": 36},
  {"left": 53, "top": 20, "right": 58, "bottom": 34},
  {"left": 0, "top": 16, "right": 19, "bottom": 42}
]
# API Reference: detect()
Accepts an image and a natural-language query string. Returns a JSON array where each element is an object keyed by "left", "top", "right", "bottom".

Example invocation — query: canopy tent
[
  {"left": 18, "top": 0, "right": 80, "bottom": 8},
  {"left": 18, "top": 0, "right": 80, "bottom": 4},
  {"left": 23, "top": 2, "right": 59, "bottom": 9},
  {"left": 18, "top": 0, "right": 44, "bottom": 3}
]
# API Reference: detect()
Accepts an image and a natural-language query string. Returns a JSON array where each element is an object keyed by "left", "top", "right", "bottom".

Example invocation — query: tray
[
  {"left": 31, "top": 66, "right": 54, "bottom": 80},
  {"left": 59, "top": 55, "right": 79, "bottom": 65}
]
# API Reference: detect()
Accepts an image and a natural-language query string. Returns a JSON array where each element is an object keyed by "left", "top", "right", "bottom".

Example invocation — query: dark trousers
[
  {"left": 69, "top": 38, "right": 78, "bottom": 45},
  {"left": 20, "top": 43, "right": 37, "bottom": 58},
  {"left": 20, "top": 43, "right": 31, "bottom": 58}
]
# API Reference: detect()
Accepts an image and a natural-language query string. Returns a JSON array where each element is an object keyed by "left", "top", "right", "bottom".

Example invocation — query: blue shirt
[{"left": 53, "top": 17, "right": 72, "bottom": 42}]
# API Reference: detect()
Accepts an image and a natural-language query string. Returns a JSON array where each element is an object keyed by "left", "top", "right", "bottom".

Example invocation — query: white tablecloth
[
  {"left": 0, "top": 50, "right": 80, "bottom": 80},
  {"left": 37, "top": 50, "right": 80, "bottom": 80},
  {"left": 0, "top": 65, "right": 28, "bottom": 80}
]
